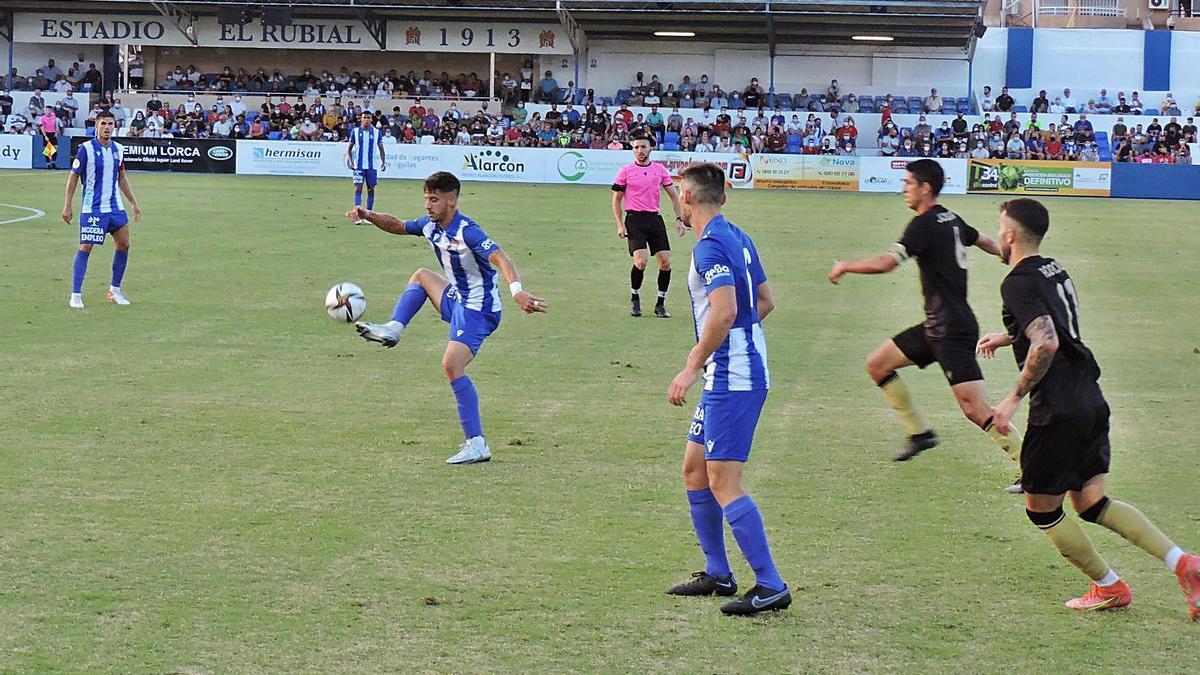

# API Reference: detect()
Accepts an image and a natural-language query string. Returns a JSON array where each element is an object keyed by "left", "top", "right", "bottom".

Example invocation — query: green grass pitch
[{"left": 1, "top": 171, "right": 1199, "bottom": 672}]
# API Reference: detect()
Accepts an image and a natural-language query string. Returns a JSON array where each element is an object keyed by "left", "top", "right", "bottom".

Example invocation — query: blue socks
[
  {"left": 687, "top": 488, "right": 731, "bottom": 577},
  {"left": 354, "top": 186, "right": 363, "bottom": 206},
  {"left": 111, "top": 250, "right": 128, "bottom": 288},
  {"left": 390, "top": 283, "right": 427, "bottom": 325},
  {"left": 724, "top": 495, "right": 785, "bottom": 592},
  {"left": 366, "top": 188, "right": 375, "bottom": 210},
  {"left": 450, "top": 375, "right": 482, "bottom": 439},
  {"left": 71, "top": 249, "right": 90, "bottom": 293}
]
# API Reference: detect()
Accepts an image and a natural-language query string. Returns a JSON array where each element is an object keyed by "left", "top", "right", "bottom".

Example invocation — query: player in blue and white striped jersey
[
  {"left": 61, "top": 110, "right": 142, "bottom": 309},
  {"left": 665, "top": 162, "right": 790, "bottom": 616},
  {"left": 349, "top": 172, "right": 548, "bottom": 465},
  {"left": 346, "top": 111, "right": 386, "bottom": 222}
]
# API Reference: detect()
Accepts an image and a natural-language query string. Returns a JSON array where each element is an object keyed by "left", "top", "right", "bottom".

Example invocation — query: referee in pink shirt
[{"left": 612, "top": 136, "right": 685, "bottom": 318}]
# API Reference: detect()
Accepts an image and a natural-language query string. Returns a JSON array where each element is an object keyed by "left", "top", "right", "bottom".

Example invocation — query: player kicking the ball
[
  {"left": 980, "top": 198, "right": 1200, "bottom": 616},
  {"left": 828, "top": 159, "right": 1021, "bottom": 490},
  {"left": 349, "top": 171, "right": 547, "bottom": 464},
  {"left": 666, "top": 163, "right": 789, "bottom": 616},
  {"left": 61, "top": 110, "right": 142, "bottom": 309}
]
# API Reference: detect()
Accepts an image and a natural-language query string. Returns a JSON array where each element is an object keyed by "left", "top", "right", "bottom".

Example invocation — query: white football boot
[
  {"left": 446, "top": 436, "right": 491, "bottom": 465},
  {"left": 69, "top": 293, "right": 85, "bottom": 309},
  {"left": 355, "top": 321, "right": 402, "bottom": 348},
  {"left": 107, "top": 287, "right": 131, "bottom": 305}
]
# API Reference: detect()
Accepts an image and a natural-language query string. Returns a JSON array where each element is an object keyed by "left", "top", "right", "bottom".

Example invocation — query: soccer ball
[{"left": 325, "top": 282, "right": 366, "bottom": 322}]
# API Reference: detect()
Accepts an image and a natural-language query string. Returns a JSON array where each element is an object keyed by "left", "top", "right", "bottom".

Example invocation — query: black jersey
[
  {"left": 1001, "top": 255, "right": 1106, "bottom": 424},
  {"left": 889, "top": 204, "right": 980, "bottom": 340}
]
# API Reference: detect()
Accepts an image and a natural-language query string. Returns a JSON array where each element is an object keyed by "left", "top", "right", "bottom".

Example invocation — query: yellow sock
[
  {"left": 986, "top": 423, "right": 1022, "bottom": 464},
  {"left": 879, "top": 373, "right": 928, "bottom": 437},
  {"left": 1093, "top": 499, "right": 1176, "bottom": 560},
  {"left": 1035, "top": 510, "right": 1112, "bottom": 581}
]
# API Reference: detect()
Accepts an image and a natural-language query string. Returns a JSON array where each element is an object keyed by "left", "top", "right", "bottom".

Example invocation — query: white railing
[{"left": 1037, "top": 0, "right": 1127, "bottom": 17}]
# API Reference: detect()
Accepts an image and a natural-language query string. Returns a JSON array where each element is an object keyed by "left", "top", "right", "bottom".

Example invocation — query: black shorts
[
  {"left": 625, "top": 211, "right": 670, "bottom": 256},
  {"left": 892, "top": 323, "right": 983, "bottom": 386},
  {"left": 1021, "top": 403, "right": 1112, "bottom": 495}
]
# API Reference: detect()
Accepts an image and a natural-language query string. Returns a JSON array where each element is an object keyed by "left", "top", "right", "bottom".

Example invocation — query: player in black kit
[
  {"left": 828, "top": 159, "right": 1022, "bottom": 483},
  {"left": 977, "top": 197, "right": 1200, "bottom": 615}
]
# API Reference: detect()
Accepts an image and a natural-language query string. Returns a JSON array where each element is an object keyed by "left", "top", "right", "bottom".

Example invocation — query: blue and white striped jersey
[
  {"left": 405, "top": 212, "right": 503, "bottom": 314},
  {"left": 72, "top": 139, "right": 125, "bottom": 215},
  {"left": 687, "top": 215, "right": 770, "bottom": 392},
  {"left": 348, "top": 126, "right": 383, "bottom": 170}
]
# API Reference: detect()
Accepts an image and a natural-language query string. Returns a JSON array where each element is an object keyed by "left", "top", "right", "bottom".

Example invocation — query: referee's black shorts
[
  {"left": 892, "top": 323, "right": 982, "bottom": 386},
  {"left": 1020, "top": 403, "right": 1112, "bottom": 495},
  {"left": 624, "top": 211, "right": 670, "bottom": 256}
]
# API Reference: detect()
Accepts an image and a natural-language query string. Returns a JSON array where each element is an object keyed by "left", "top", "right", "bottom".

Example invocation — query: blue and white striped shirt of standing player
[
  {"left": 687, "top": 214, "right": 770, "bottom": 392},
  {"left": 403, "top": 212, "right": 504, "bottom": 314},
  {"left": 73, "top": 139, "right": 126, "bottom": 214},
  {"left": 347, "top": 126, "right": 383, "bottom": 170}
]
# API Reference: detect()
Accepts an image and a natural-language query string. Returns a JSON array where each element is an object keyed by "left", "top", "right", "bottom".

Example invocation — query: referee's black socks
[
  {"left": 631, "top": 265, "right": 645, "bottom": 300},
  {"left": 657, "top": 269, "right": 671, "bottom": 305}
]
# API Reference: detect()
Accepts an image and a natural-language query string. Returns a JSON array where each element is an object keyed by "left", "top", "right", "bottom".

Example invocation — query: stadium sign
[
  {"left": 18, "top": 13, "right": 373, "bottom": 50},
  {"left": 71, "top": 137, "right": 236, "bottom": 173},
  {"left": 0, "top": 136, "right": 33, "bottom": 169},
  {"left": 16, "top": 13, "right": 190, "bottom": 46},
  {"left": 386, "top": 22, "right": 572, "bottom": 54},
  {"left": 751, "top": 155, "right": 858, "bottom": 191},
  {"left": 966, "top": 159, "right": 1110, "bottom": 197},
  {"left": 859, "top": 157, "right": 968, "bottom": 195}
]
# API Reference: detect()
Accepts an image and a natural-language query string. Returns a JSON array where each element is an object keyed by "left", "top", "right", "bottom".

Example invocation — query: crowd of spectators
[
  {"left": 874, "top": 106, "right": 1195, "bottom": 164},
  {"left": 2, "top": 62, "right": 1198, "bottom": 165},
  {"left": 6, "top": 57, "right": 105, "bottom": 94},
  {"left": 979, "top": 84, "right": 1199, "bottom": 118}
]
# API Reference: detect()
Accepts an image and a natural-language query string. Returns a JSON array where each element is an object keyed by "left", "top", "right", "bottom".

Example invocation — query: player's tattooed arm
[
  {"left": 349, "top": 208, "right": 406, "bottom": 234},
  {"left": 1013, "top": 315, "right": 1059, "bottom": 398},
  {"left": 992, "top": 314, "right": 1058, "bottom": 434},
  {"left": 974, "top": 233, "right": 1002, "bottom": 258}
]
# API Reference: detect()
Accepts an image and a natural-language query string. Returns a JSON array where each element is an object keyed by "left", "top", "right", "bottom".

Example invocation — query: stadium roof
[{"left": 7, "top": 0, "right": 986, "bottom": 51}]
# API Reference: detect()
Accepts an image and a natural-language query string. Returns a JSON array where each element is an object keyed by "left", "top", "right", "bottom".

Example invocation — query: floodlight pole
[
  {"left": 148, "top": 1, "right": 198, "bottom": 46},
  {"left": 4, "top": 15, "right": 13, "bottom": 92},
  {"left": 766, "top": 2, "right": 777, "bottom": 97}
]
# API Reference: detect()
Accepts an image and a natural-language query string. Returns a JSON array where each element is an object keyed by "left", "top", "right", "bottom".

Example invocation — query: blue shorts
[
  {"left": 687, "top": 389, "right": 769, "bottom": 462},
  {"left": 78, "top": 211, "right": 129, "bottom": 245},
  {"left": 352, "top": 169, "right": 378, "bottom": 187},
  {"left": 440, "top": 285, "right": 500, "bottom": 355}
]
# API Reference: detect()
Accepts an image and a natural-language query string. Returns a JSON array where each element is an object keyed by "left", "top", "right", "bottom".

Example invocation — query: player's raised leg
[
  {"left": 356, "top": 267, "right": 448, "bottom": 347},
  {"left": 668, "top": 439, "right": 736, "bottom": 597},
  {"left": 1072, "top": 475, "right": 1200, "bottom": 619},
  {"left": 865, "top": 335, "right": 936, "bottom": 461},
  {"left": 107, "top": 223, "right": 132, "bottom": 305},
  {"left": 653, "top": 249, "right": 672, "bottom": 318},
  {"left": 442, "top": 341, "right": 491, "bottom": 465}
]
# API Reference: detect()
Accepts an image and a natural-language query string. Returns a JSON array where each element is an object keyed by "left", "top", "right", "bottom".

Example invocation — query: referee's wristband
[{"left": 509, "top": 281, "right": 523, "bottom": 297}]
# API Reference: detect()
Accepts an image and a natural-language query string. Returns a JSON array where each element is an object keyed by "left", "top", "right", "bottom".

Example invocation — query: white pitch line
[{"left": 0, "top": 203, "right": 47, "bottom": 225}]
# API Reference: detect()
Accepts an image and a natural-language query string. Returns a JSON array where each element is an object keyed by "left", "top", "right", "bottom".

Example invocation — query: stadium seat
[
  {"left": 268, "top": 131, "right": 282, "bottom": 140},
  {"left": 860, "top": 100, "right": 876, "bottom": 113},
  {"left": 1144, "top": 108, "right": 1159, "bottom": 116},
  {"left": 615, "top": 89, "right": 631, "bottom": 104},
  {"left": 600, "top": 96, "right": 613, "bottom": 106},
  {"left": 662, "top": 141, "right": 679, "bottom": 151},
  {"left": 664, "top": 131, "right": 680, "bottom": 145},
  {"left": 245, "top": 111, "right": 259, "bottom": 122},
  {"left": 575, "top": 91, "right": 587, "bottom": 105},
  {"left": 1014, "top": 105, "right": 1028, "bottom": 113},
  {"left": 557, "top": 88, "right": 568, "bottom": 103},
  {"left": 786, "top": 134, "right": 802, "bottom": 153}
]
